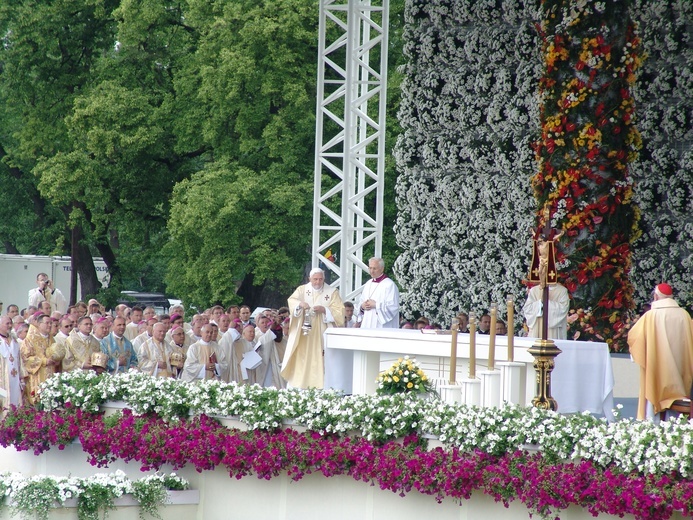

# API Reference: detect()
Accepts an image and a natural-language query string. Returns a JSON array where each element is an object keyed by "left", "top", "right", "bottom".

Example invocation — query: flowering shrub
[
  {"left": 0, "top": 470, "right": 188, "bottom": 520},
  {"left": 5, "top": 406, "right": 693, "bottom": 519},
  {"left": 376, "top": 356, "right": 432, "bottom": 395}
]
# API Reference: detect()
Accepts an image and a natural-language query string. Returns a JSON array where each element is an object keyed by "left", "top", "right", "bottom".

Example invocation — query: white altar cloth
[{"left": 324, "top": 328, "right": 614, "bottom": 419}]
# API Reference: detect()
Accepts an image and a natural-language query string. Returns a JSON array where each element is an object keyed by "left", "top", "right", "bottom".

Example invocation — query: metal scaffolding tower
[{"left": 312, "top": 0, "right": 390, "bottom": 302}]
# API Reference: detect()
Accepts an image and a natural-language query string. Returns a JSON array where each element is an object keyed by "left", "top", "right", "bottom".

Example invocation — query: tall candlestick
[
  {"left": 449, "top": 318, "right": 459, "bottom": 384},
  {"left": 507, "top": 294, "right": 515, "bottom": 362},
  {"left": 488, "top": 303, "right": 497, "bottom": 371},
  {"left": 468, "top": 313, "right": 476, "bottom": 378}
]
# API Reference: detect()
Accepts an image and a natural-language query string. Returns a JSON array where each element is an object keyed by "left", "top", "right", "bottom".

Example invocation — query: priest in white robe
[
  {"left": 181, "top": 324, "right": 227, "bottom": 382},
  {"left": 138, "top": 323, "right": 173, "bottom": 378},
  {"left": 231, "top": 325, "right": 261, "bottom": 385},
  {"left": 522, "top": 283, "right": 570, "bottom": 340},
  {"left": 0, "top": 316, "right": 23, "bottom": 411},
  {"left": 357, "top": 258, "right": 400, "bottom": 329},
  {"left": 255, "top": 323, "right": 287, "bottom": 389},
  {"left": 281, "top": 268, "right": 344, "bottom": 389}
]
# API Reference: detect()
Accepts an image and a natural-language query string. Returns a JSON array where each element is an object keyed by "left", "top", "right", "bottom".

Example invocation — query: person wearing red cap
[{"left": 628, "top": 283, "right": 693, "bottom": 420}]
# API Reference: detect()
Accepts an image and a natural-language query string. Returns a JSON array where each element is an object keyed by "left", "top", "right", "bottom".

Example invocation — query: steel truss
[{"left": 312, "top": 0, "right": 390, "bottom": 302}]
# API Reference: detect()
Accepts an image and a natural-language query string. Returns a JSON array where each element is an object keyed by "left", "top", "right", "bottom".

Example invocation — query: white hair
[
  {"left": 309, "top": 267, "right": 324, "bottom": 277},
  {"left": 369, "top": 257, "right": 385, "bottom": 269}
]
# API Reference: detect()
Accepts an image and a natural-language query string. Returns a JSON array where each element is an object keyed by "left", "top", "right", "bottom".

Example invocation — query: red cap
[{"left": 656, "top": 283, "right": 673, "bottom": 297}]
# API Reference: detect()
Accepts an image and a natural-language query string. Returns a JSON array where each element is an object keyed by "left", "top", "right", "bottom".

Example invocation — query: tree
[
  {"left": 0, "top": 0, "right": 200, "bottom": 304},
  {"left": 164, "top": 0, "right": 322, "bottom": 309}
]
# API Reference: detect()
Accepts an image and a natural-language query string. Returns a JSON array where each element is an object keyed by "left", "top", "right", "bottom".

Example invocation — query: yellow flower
[
  {"left": 407, "top": 382, "right": 413, "bottom": 389},
  {"left": 393, "top": 376, "right": 400, "bottom": 383}
]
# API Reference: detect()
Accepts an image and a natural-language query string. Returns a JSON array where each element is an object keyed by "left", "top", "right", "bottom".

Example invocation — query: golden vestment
[
  {"left": 628, "top": 299, "right": 693, "bottom": 420},
  {"left": 21, "top": 326, "right": 60, "bottom": 404},
  {"left": 138, "top": 338, "right": 173, "bottom": 378},
  {"left": 63, "top": 330, "right": 102, "bottom": 372},
  {"left": 281, "top": 283, "right": 344, "bottom": 389}
]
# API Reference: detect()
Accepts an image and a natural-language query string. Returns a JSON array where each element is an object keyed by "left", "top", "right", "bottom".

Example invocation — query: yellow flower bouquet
[{"left": 376, "top": 356, "right": 433, "bottom": 395}]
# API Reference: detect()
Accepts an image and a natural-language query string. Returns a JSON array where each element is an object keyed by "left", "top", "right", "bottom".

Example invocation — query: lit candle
[
  {"left": 507, "top": 294, "right": 514, "bottom": 362},
  {"left": 450, "top": 318, "right": 459, "bottom": 384},
  {"left": 469, "top": 313, "right": 476, "bottom": 379},
  {"left": 488, "top": 303, "right": 497, "bottom": 371}
]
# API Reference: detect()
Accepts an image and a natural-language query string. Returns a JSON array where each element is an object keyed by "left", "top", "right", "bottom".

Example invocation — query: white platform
[
  {"left": 324, "top": 328, "right": 615, "bottom": 418},
  {"left": 0, "top": 444, "right": 666, "bottom": 520}
]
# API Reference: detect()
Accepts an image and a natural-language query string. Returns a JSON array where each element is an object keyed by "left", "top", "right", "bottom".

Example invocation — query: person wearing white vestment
[
  {"left": 181, "top": 324, "right": 227, "bottom": 382},
  {"left": 357, "top": 258, "right": 400, "bottom": 329},
  {"left": 132, "top": 318, "right": 158, "bottom": 358},
  {"left": 54, "top": 317, "right": 73, "bottom": 349},
  {"left": 231, "top": 324, "right": 260, "bottom": 385},
  {"left": 62, "top": 317, "right": 102, "bottom": 373},
  {"left": 218, "top": 325, "right": 240, "bottom": 382},
  {"left": 522, "top": 283, "right": 570, "bottom": 340},
  {"left": 138, "top": 323, "right": 173, "bottom": 378},
  {"left": 0, "top": 316, "right": 23, "bottom": 411},
  {"left": 124, "top": 307, "right": 143, "bottom": 341},
  {"left": 28, "top": 273, "right": 68, "bottom": 315},
  {"left": 281, "top": 268, "right": 344, "bottom": 389},
  {"left": 628, "top": 283, "right": 693, "bottom": 420},
  {"left": 255, "top": 322, "right": 286, "bottom": 388}
]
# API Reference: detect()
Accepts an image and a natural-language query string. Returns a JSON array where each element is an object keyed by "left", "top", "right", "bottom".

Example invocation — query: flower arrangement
[
  {"left": 22, "top": 372, "right": 693, "bottom": 479},
  {"left": 5, "top": 404, "right": 693, "bottom": 520},
  {"left": 0, "top": 470, "right": 188, "bottom": 520},
  {"left": 532, "top": 0, "right": 643, "bottom": 351},
  {"left": 376, "top": 356, "right": 432, "bottom": 395}
]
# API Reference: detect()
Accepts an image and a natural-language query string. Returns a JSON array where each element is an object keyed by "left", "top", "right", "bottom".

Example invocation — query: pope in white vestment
[
  {"left": 281, "top": 268, "right": 344, "bottom": 389},
  {"left": 357, "top": 258, "right": 400, "bottom": 329},
  {"left": 522, "top": 283, "right": 570, "bottom": 340}
]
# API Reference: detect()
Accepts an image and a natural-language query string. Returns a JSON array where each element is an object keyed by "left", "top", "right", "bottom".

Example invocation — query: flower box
[
  {"left": 281, "top": 419, "right": 309, "bottom": 433},
  {"left": 55, "top": 489, "right": 199, "bottom": 508},
  {"left": 210, "top": 415, "right": 249, "bottom": 431},
  {"left": 100, "top": 400, "right": 129, "bottom": 418}
]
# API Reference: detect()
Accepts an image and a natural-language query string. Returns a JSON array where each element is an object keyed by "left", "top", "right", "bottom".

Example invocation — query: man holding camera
[{"left": 28, "top": 273, "right": 67, "bottom": 315}]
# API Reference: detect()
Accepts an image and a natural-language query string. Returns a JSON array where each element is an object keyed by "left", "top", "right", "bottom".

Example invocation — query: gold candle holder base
[{"left": 527, "top": 339, "right": 562, "bottom": 411}]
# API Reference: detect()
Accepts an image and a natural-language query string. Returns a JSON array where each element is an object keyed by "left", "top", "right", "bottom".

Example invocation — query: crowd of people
[
  {"left": 3, "top": 267, "right": 690, "bottom": 423},
  {"left": 0, "top": 261, "right": 565, "bottom": 410},
  {"left": 0, "top": 260, "right": 404, "bottom": 409}
]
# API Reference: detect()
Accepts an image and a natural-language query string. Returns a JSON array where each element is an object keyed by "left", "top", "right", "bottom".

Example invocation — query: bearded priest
[{"left": 281, "top": 268, "right": 344, "bottom": 389}]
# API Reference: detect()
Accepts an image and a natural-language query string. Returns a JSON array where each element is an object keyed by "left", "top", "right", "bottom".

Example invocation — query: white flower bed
[
  {"left": 37, "top": 371, "right": 693, "bottom": 478},
  {"left": 0, "top": 470, "right": 188, "bottom": 520}
]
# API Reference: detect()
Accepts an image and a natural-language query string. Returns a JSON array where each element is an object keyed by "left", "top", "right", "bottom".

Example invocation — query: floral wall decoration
[
  {"left": 393, "top": 0, "right": 689, "bottom": 348},
  {"left": 393, "top": 0, "right": 542, "bottom": 328},
  {"left": 629, "top": 0, "right": 693, "bottom": 311},
  {"left": 530, "top": 0, "right": 642, "bottom": 350}
]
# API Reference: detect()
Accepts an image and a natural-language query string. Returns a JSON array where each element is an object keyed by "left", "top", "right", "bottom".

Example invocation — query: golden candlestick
[
  {"left": 488, "top": 303, "right": 497, "bottom": 371},
  {"left": 468, "top": 313, "right": 476, "bottom": 378},
  {"left": 449, "top": 318, "right": 459, "bottom": 384},
  {"left": 507, "top": 295, "right": 514, "bottom": 362}
]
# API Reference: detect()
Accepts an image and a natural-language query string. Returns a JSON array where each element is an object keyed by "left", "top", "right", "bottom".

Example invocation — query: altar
[{"left": 324, "top": 328, "right": 615, "bottom": 419}]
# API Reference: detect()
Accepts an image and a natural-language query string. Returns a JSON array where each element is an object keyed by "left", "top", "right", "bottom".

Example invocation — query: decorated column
[{"left": 532, "top": 0, "right": 643, "bottom": 351}]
